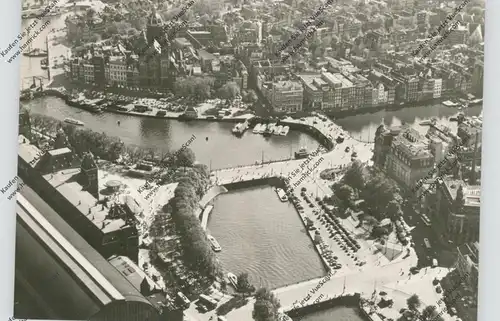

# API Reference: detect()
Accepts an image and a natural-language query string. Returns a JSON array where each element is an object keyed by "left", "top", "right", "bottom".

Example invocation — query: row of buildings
[
  {"left": 373, "top": 115, "right": 482, "bottom": 246},
  {"left": 64, "top": 0, "right": 484, "bottom": 113}
]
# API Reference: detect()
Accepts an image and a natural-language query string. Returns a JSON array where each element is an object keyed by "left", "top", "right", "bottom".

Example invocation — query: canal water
[
  {"left": 207, "top": 186, "right": 325, "bottom": 290},
  {"left": 21, "top": 97, "right": 321, "bottom": 170}
]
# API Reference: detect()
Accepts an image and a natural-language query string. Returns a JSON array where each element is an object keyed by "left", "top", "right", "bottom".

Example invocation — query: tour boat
[
  {"left": 420, "top": 117, "right": 438, "bottom": 126},
  {"left": 274, "top": 125, "right": 283, "bottom": 135},
  {"left": 442, "top": 100, "right": 459, "bottom": 107},
  {"left": 294, "top": 147, "right": 309, "bottom": 159},
  {"left": 469, "top": 98, "right": 483, "bottom": 105},
  {"left": 207, "top": 235, "right": 222, "bottom": 252},
  {"left": 275, "top": 188, "right": 289, "bottom": 202},
  {"left": 227, "top": 273, "right": 238, "bottom": 288},
  {"left": 64, "top": 118, "right": 84, "bottom": 126},
  {"left": 232, "top": 120, "right": 248, "bottom": 136},
  {"left": 253, "top": 123, "right": 262, "bottom": 134},
  {"left": 280, "top": 126, "right": 290, "bottom": 136},
  {"left": 23, "top": 48, "right": 48, "bottom": 57}
]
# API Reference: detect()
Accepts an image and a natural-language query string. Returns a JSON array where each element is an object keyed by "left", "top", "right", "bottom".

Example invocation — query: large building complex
[
  {"left": 18, "top": 133, "right": 140, "bottom": 262},
  {"left": 16, "top": 192, "right": 181, "bottom": 321}
]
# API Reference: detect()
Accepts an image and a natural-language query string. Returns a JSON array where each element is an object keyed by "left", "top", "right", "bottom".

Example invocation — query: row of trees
[
  {"left": 166, "top": 164, "right": 221, "bottom": 280},
  {"left": 30, "top": 113, "right": 125, "bottom": 161}
]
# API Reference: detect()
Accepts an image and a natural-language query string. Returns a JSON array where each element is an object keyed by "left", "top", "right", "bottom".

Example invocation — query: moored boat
[
  {"left": 280, "top": 126, "right": 290, "bottom": 136},
  {"left": 263, "top": 123, "right": 274, "bottom": 137},
  {"left": 469, "top": 98, "right": 483, "bottom": 105},
  {"left": 232, "top": 120, "right": 249, "bottom": 136},
  {"left": 275, "top": 188, "right": 288, "bottom": 202},
  {"left": 419, "top": 118, "right": 437, "bottom": 126},
  {"left": 294, "top": 147, "right": 309, "bottom": 159},
  {"left": 257, "top": 124, "right": 266, "bottom": 134},
  {"left": 253, "top": 123, "right": 262, "bottom": 133},
  {"left": 442, "top": 100, "right": 459, "bottom": 107},
  {"left": 274, "top": 125, "right": 283, "bottom": 135},
  {"left": 64, "top": 118, "right": 84, "bottom": 126},
  {"left": 227, "top": 273, "right": 238, "bottom": 288},
  {"left": 207, "top": 235, "right": 222, "bottom": 252},
  {"left": 23, "top": 48, "right": 48, "bottom": 57}
]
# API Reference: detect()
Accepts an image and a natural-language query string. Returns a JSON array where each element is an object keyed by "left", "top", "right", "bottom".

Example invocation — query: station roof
[{"left": 16, "top": 190, "right": 153, "bottom": 309}]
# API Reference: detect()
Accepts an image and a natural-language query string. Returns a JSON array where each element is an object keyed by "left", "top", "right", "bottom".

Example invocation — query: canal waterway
[
  {"left": 207, "top": 186, "right": 325, "bottom": 290},
  {"left": 21, "top": 97, "right": 321, "bottom": 170}
]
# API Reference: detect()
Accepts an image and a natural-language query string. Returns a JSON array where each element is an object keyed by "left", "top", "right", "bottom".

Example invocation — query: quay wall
[
  {"left": 199, "top": 185, "right": 228, "bottom": 208},
  {"left": 222, "top": 177, "right": 285, "bottom": 191},
  {"left": 285, "top": 294, "right": 369, "bottom": 320}
]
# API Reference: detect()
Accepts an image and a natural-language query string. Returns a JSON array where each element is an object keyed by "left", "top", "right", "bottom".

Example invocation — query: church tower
[
  {"left": 146, "top": 7, "right": 164, "bottom": 44},
  {"left": 79, "top": 152, "right": 99, "bottom": 199}
]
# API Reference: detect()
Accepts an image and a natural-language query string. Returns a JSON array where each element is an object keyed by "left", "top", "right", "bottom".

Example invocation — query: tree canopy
[
  {"left": 218, "top": 81, "right": 241, "bottom": 101},
  {"left": 174, "top": 76, "right": 214, "bottom": 102},
  {"left": 343, "top": 160, "right": 365, "bottom": 191},
  {"left": 236, "top": 272, "right": 256, "bottom": 295},
  {"left": 253, "top": 288, "right": 281, "bottom": 321},
  {"left": 407, "top": 294, "right": 421, "bottom": 311}
]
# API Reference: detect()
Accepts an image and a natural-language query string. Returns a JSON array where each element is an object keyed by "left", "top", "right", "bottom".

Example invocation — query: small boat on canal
[
  {"left": 280, "top": 126, "right": 290, "bottom": 136},
  {"left": 274, "top": 125, "right": 283, "bottom": 135},
  {"left": 294, "top": 147, "right": 309, "bottom": 159},
  {"left": 227, "top": 272, "right": 238, "bottom": 288},
  {"left": 442, "top": 100, "right": 459, "bottom": 107},
  {"left": 64, "top": 118, "right": 84, "bottom": 126},
  {"left": 253, "top": 123, "right": 262, "bottom": 133},
  {"left": 232, "top": 120, "right": 249, "bottom": 136},
  {"left": 263, "top": 123, "right": 274, "bottom": 137},
  {"left": 207, "top": 235, "right": 222, "bottom": 252},
  {"left": 275, "top": 188, "right": 289, "bottom": 202},
  {"left": 23, "top": 48, "right": 48, "bottom": 57}
]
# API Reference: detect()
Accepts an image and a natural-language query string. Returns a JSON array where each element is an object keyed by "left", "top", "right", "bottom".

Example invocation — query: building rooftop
[
  {"left": 18, "top": 135, "right": 43, "bottom": 167},
  {"left": 48, "top": 147, "right": 73, "bottom": 157},
  {"left": 42, "top": 168, "right": 129, "bottom": 234},
  {"left": 442, "top": 178, "right": 481, "bottom": 208},
  {"left": 393, "top": 126, "right": 432, "bottom": 159},
  {"left": 273, "top": 80, "right": 303, "bottom": 91}
]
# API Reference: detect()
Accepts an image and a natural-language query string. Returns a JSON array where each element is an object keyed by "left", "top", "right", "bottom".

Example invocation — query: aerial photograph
[{"left": 12, "top": 0, "right": 483, "bottom": 320}]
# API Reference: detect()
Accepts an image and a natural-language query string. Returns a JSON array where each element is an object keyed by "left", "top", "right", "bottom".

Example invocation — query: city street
[{"left": 403, "top": 204, "right": 457, "bottom": 269}]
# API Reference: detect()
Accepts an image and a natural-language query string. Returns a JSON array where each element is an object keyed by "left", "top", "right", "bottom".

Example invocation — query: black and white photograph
[{"left": 10, "top": 0, "right": 484, "bottom": 320}]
